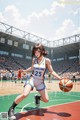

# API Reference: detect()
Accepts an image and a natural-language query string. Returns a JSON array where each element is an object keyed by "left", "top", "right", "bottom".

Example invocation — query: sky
[{"left": 0, "top": 0, "right": 80, "bottom": 41}]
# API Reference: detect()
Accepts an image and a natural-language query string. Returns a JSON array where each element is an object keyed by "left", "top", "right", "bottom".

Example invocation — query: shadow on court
[{"left": 15, "top": 108, "right": 71, "bottom": 120}]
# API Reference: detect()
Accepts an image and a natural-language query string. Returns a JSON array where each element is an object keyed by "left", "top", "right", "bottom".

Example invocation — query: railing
[{"left": 0, "top": 21, "right": 80, "bottom": 48}]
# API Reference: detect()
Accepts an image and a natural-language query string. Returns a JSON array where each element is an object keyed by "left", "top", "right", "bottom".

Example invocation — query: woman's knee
[
  {"left": 45, "top": 98, "right": 49, "bottom": 102},
  {"left": 22, "top": 85, "right": 31, "bottom": 98},
  {"left": 42, "top": 97, "right": 49, "bottom": 102},
  {"left": 22, "top": 93, "right": 28, "bottom": 98}
]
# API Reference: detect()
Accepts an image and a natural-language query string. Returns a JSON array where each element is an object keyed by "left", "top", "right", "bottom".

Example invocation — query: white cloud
[
  {"left": 5, "top": 5, "right": 20, "bottom": 18},
  {"left": 0, "top": 12, "right": 4, "bottom": 20},
  {"left": 26, "top": 1, "right": 66, "bottom": 39},
  {"left": 51, "top": 0, "right": 65, "bottom": 8},
  {"left": 0, "top": 1, "right": 79, "bottom": 41},
  {"left": 3, "top": 5, "right": 29, "bottom": 29},
  {"left": 0, "top": 12, "right": 6, "bottom": 22},
  {"left": 28, "top": 1, "right": 65, "bottom": 20},
  {"left": 71, "top": 8, "right": 80, "bottom": 15},
  {"left": 0, "top": 1, "right": 65, "bottom": 38},
  {"left": 55, "top": 19, "right": 76, "bottom": 39},
  {"left": 0, "top": 5, "right": 29, "bottom": 35}
]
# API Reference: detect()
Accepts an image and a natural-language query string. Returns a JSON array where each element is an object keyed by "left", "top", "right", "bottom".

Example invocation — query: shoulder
[
  {"left": 32, "top": 57, "right": 37, "bottom": 64},
  {"left": 45, "top": 57, "right": 51, "bottom": 64}
]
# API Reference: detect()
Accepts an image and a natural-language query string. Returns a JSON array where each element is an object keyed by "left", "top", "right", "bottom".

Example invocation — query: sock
[{"left": 10, "top": 102, "right": 17, "bottom": 109}]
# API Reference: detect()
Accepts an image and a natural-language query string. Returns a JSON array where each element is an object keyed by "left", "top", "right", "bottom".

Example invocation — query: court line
[
  {"left": 44, "top": 99, "right": 80, "bottom": 109},
  {"left": 20, "top": 98, "right": 80, "bottom": 112},
  {"left": 21, "top": 103, "right": 31, "bottom": 112},
  {"left": 63, "top": 93, "right": 80, "bottom": 98}
]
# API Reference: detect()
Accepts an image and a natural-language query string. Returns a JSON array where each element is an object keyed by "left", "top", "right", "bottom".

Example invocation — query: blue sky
[{"left": 0, "top": 0, "right": 80, "bottom": 41}]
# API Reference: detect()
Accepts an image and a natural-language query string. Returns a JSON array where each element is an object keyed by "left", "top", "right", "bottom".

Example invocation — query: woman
[{"left": 8, "top": 43, "right": 62, "bottom": 119}]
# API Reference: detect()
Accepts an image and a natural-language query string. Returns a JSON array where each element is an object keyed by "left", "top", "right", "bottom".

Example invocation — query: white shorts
[{"left": 24, "top": 77, "right": 46, "bottom": 91}]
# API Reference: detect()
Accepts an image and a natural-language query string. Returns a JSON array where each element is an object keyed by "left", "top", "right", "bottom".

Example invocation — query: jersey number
[{"left": 34, "top": 71, "right": 42, "bottom": 77}]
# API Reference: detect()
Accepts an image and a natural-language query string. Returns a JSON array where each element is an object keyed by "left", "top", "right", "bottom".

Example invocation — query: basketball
[{"left": 59, "top": 78, "right": 73, "bottom": 92}]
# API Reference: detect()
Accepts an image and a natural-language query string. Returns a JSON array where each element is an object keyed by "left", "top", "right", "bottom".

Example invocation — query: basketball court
[
  {"left": 0, "top": 80, "right": 80, "bottom": 120},
  {"left": 0, "top": 1, "right": 80, "bottom": 119},
  {"left": 15, "top": 101, "right": 80, "bottom": 120}
]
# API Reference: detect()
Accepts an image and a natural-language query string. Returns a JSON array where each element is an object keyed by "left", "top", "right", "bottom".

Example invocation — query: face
[{"left": 34, "top": 49, "right": 41, "bottom": 58}]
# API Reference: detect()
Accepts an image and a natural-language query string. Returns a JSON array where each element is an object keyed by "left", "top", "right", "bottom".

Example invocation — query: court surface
[
  {"left": 0, "top": 80, "right": 80, "bottom": 120},
  {"left": 0, "top": 91, "right": 80, "bottom": 120},
  {"left": 16, "top": 101, "right": 80, "bottom": 120}
]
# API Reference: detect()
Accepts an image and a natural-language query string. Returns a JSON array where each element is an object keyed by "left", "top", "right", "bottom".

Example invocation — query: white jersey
[{"left": 33, "top": 57, "right": 46, "bottom": 80}]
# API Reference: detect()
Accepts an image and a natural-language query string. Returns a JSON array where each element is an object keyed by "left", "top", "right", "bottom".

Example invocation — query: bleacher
[
  {"left": 0, "top": 55, "right": 80, "bottom": 80},
  {"left": 0, "top": 55, "right": 31, "bottom": 70},
  {"left": 52, "top": 59, "right": 80, "bottom": 80}
]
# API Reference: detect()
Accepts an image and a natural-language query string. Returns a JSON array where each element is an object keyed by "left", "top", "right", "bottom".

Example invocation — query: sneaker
[
  {"left": 34, "top": 94, "right": 40, "bottom": 107},
  {"left": 8, "top": 108, "right": 16, "bottom": 120}
]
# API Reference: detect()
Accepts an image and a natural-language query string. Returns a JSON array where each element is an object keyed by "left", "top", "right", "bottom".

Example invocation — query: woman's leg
[
  {"left": 35, "top": 89, "right": 49, "bottom": 107},
  {"left": 15, "top": 84, "right": 32, "bottom": 104},
  {"left": 8, "top": 84, "right": 32, "bottom": 118},
  {"left": 39, "top": 89, "right": 49, "bottom": 102}
]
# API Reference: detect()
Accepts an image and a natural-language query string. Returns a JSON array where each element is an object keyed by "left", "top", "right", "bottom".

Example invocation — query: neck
[{"left": 38, "top": 55, "right": 43, "bottom": 61}]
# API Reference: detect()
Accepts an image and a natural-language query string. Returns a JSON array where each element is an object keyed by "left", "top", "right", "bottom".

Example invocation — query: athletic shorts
[{"left": 24, "top": 77, "right": 46, "bottom": 91}]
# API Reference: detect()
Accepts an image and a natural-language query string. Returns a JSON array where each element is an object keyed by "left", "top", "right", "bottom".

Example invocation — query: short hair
[{"left": 32, "top": 43, "right": 47, "bottom": 57}]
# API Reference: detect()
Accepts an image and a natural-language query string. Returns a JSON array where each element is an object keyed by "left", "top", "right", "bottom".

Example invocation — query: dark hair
[{"left": 32, "top": 43, "right": 47, "bottom": 57}]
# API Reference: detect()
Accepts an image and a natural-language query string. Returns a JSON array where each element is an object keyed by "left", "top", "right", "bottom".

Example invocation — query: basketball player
[
  {"left": 11, "top": 70, "right": 15, "bottom": 82},
  {"left": 8, "top": 43, "right": 62, "bottom": 119},
  {"left": 72, "top": 75, "right": 77, "bottom": 84},
  {"left": 16, "top": 68, "right": 23, "bottom": 83}
]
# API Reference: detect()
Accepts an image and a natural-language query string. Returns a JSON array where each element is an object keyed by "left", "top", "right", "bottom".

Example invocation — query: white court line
[
  {"left": 63, "top": 93, "right": 80, "bottom": 98},
  {"left": 44, "top": 99, "right": 80, "bottom": 109},
  {"left": 20, "top": 99, "right": 80, "bottom": 112},
  {"left": 49, "top": 99, "right": 77, "bottom": 102},
  {"left": 21, "top": 103, "right": 31, "bottom": 112}
]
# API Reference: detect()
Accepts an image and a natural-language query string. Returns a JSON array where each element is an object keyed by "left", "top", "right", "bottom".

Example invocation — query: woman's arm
[
  {"left": 46, "top": 58, "right": 62, "bottom": 80},
  {"left": 23, "top": 59, "right": 34, "bottom": 73}
]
